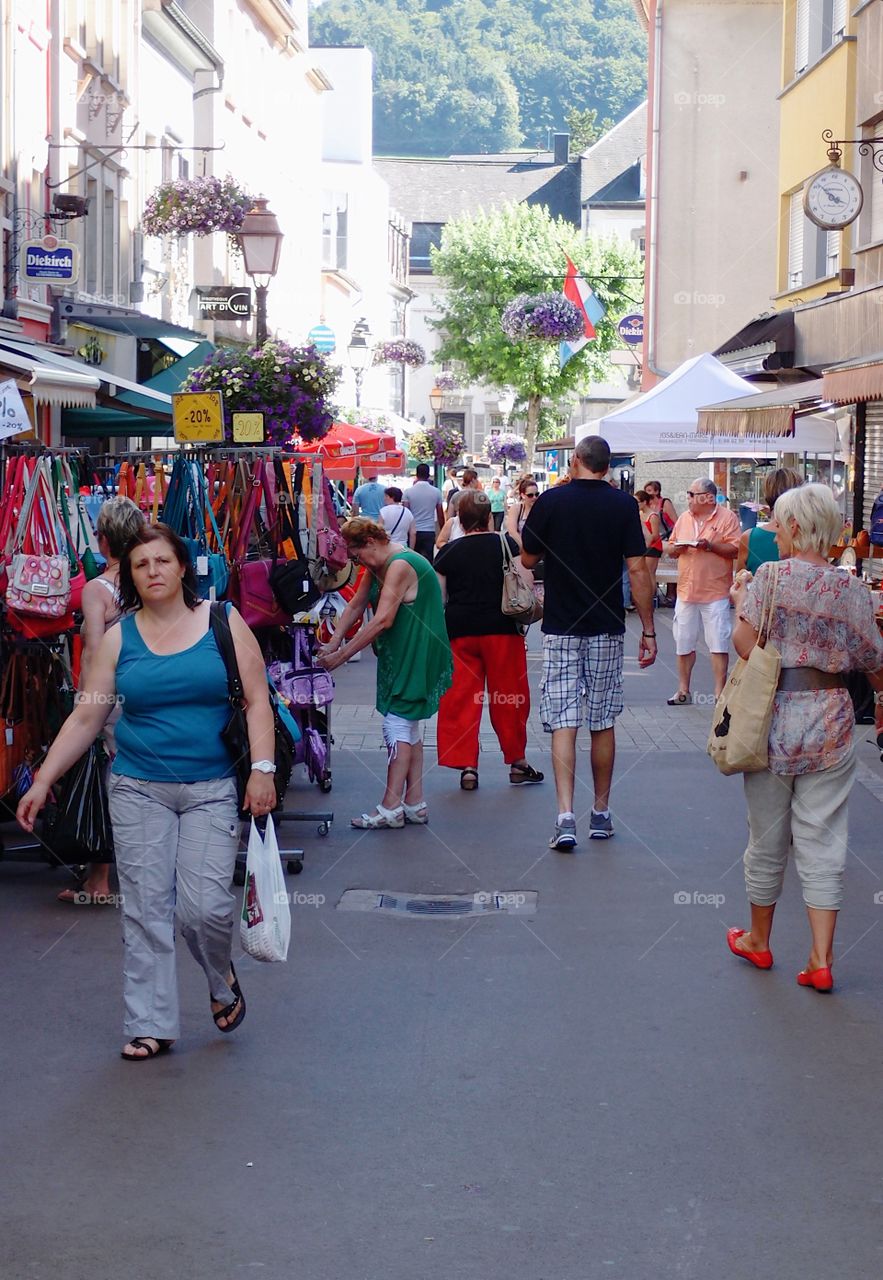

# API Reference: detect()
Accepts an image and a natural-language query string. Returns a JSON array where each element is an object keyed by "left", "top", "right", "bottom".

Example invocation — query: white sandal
[
  {"left": 402, "top": 801, "right": 429, "bottom": 825},
  {"left": 351, "top": 804, "right": 405, "bottom": 830}
]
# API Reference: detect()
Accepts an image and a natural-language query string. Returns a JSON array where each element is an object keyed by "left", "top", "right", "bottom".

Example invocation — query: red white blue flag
[{"left": 560, "top": 255, "right": 606, "bottom": 369}]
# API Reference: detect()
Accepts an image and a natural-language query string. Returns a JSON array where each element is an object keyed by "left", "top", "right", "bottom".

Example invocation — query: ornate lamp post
[
  {"left": 237, "top": 197, "right": 284, "bottom": 346},
  {"left": 347, "top": 318, "right": 373, "bottom": 408},
  {"left": 429, "top": 383, "right": 445, "bottom": 487}
]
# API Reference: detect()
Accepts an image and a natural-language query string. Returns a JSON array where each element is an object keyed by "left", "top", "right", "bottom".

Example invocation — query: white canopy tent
[{"left": 580, "top": 353, "right": 842, "bottom": 456}]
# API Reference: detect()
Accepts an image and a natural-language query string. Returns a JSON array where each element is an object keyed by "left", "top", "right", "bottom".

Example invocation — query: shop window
[
  {"left": 322, "top": 191, "right": 348, "bottom": 270},
  {"left": 794, "top": 0, "right": 847, "bottom": 76},
  {"left": 409, "top": 222, "right": 444, "bottom": 274}
]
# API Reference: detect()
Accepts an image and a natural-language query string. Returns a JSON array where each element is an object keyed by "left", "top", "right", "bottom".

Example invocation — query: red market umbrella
[{"left": 297, "top": 421, "right": 397, "bottom": 459}]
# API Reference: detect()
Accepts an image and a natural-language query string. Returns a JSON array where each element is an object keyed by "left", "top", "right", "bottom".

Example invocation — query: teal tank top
[
  {"left": 112, "top": 611, "right": 235, "bottom": 782},
  {"left": 746, "top": 526, "right": 779, "bottom": 574}
]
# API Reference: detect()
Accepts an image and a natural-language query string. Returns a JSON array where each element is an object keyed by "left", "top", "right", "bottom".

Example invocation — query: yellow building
[{"left": 776, "top": 0, "right": 855, "bottom": 304}]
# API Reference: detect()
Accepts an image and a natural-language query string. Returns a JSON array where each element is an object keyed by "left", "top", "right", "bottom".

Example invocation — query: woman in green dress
[{"left": 317, "top": 517, "right": 453, "bottom": 829}]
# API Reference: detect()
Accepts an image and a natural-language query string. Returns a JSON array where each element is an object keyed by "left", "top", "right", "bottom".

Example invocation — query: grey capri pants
[
  {"left": 741, "top": 746, "right": 856, "bottom": 911},
  {"left": 108, "top": 774, "right": 240, "bottom": 1041}
]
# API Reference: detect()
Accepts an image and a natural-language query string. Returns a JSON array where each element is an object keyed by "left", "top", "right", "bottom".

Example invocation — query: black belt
[{"left": 777, "top": 667, "right": 847, "bottom": 692}]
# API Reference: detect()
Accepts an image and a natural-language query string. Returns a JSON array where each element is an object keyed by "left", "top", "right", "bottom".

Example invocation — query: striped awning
[
  {"left": 822, "top": 353, "right": 883, "bottom": 404},
  {"left": 0, "top": 346, "right": 100, "bottom": 408},
  {"left": 697, "top": 379, "right": 827, "bottom": 437}
]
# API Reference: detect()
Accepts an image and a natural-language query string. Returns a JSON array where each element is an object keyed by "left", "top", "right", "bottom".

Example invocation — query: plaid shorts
[{"left": 539, "top": 633, "right": 625, "bottom": 732}]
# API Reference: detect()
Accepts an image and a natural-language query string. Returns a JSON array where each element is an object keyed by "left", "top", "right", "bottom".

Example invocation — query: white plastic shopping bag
[{"left": 240, "top": 816, "right": 291, "bottom": 962}]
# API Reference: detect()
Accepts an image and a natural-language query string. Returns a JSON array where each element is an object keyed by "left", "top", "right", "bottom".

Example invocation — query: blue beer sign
[
  {"left": 617, "top": 313, "right": 644, "bottom": 346},
  {"left": 307, "top": 323, "right": 336, "bottom": 354},
  {"left": 21, "top": 237, "right": 79, "bottom": 282}
]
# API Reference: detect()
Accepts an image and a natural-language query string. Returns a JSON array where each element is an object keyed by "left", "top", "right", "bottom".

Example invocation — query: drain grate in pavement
[{"left": 337, "top": 889, "right": 537, "bottom": 916}]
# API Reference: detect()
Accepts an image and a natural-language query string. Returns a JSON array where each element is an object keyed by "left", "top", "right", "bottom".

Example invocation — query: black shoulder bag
[{"left": 209, "top": 603, "right": 295, "bottom": 816}]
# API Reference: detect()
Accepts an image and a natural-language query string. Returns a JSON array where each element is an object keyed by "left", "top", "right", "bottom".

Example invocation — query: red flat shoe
[
  {"left": 726, "top": 928, "right": 773, "bottom": 970},
  {"left": 797, "top": 965, "right": 834, "bottom": 992}
]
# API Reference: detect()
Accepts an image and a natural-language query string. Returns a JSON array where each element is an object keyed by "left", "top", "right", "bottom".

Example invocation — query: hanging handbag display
[
  {"left": 707, "top": 563, "right": 781, "bottom": 776},
  {"left": 6, "top": 460, "right": 73, "bottom": 625},
  {"left": 163, "top": 457, "right": 229, "bottom": 600},
  {"left": 209, "top": 602, "right": 296, "bottom": 816},
  {"left": 0, "top": 455, "right": 29, "bottom": 594},
  {"left": 499, "top": 531, "right": 543, "bottom": 626},
  {"left": 229, "top": 461, "right": 295, "bottom": 628}
]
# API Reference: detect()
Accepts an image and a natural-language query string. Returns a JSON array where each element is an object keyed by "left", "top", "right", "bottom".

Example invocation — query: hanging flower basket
[
  {"left": 142, "top": 175, "right": 253, "bottom": 238},
  {"left": 180, "top": 340, "right": 339, "bottom": 446},
  {"left": 434, "top": 370, "right": 460, "bottom": 391},
  {"left": 408, "top": 422, "right": 465, "bottom": 466},
  {"left": 486, "top": 432, "right": 527, "bottom": 465},
  {"left": 501, "top": 292, "right": 585, "bottom": 343},
  {"left": 372, "top": 338, "right": 426, "bottom": 368}
]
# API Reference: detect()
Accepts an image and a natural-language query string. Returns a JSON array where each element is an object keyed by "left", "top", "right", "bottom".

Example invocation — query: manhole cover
[{"left": 337, "top": 890, "right": 537, "bottom": 916}]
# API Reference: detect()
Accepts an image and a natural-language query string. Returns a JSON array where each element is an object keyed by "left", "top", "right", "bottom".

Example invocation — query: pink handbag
[
  {"left": 229, "top": 460, "right": 291, "bottom": 629},
  {"left": 6, "top": 462, "right": 72, "bottom": 621}
]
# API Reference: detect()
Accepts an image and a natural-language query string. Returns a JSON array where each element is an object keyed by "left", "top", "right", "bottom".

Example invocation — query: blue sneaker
[
  {"left": 589, "top": 811, "right": 614, "bottom": 839},
  {"left": 549, "top": 817, "right": 577, "bottom": 851}
]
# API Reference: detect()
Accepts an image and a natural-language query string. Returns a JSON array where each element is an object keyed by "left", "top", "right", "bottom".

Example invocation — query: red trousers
[{"left": 437, "top": 633, "right": 530, "bottom": 769}]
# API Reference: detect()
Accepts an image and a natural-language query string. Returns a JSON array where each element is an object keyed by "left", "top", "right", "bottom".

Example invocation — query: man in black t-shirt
[{"left": 521, "top": 435, "right": 657, "bottom": 851}]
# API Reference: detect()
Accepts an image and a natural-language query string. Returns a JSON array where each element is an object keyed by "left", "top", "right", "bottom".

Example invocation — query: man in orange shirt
[{"left": 665, "top": 478, "right": 741, "bottom": 703}]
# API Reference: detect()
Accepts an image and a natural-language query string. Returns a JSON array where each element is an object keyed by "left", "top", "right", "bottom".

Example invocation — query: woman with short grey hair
[{"left": 728, "top": 484, "right": 883, "bottom": 993}]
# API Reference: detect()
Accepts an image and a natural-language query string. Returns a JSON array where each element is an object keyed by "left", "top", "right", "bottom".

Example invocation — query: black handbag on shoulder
[{"left": 209, "top": 603, "right": 295, "bottom": 816}]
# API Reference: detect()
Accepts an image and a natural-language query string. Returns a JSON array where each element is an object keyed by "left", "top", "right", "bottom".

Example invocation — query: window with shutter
[
  {"left": 795, "top": 0, "right": 810, "bottom": 73},
  {"left": 826, "top": 229, "right": 840, "bottom": 277},
  {"left": 832, "top": 0, "right": 847, "bottom": 36},
  {"left": 864, "top": 135, "right": 883, "bottom": 246},
  {"left": 788, "top": 191, "right": 804, "bottom": 288}
]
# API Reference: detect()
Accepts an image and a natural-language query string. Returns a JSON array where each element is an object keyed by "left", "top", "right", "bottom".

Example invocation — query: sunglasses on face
[{"left": 524, "top": 490, "right": 539, "bottom": 498}]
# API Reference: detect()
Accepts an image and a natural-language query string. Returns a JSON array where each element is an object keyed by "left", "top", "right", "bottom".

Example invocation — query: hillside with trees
[{"left": 309, "top": 0, "right": 646, "bottom": 157}]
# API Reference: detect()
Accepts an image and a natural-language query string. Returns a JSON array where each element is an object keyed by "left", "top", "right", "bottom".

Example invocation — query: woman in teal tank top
[
  {"left": 318, "top": 516, "right": 452, "bottom": 829},
  {"left": 736, "top": 467, "right": 804, "bottom": 577},
  {"left": 16, "top": 524, "right": 277, "bottom": 1063}
]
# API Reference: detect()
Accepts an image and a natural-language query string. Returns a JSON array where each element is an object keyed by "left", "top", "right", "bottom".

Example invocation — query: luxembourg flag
[{"left": 559, "top": 255, "right": 606, "bottom": 369}]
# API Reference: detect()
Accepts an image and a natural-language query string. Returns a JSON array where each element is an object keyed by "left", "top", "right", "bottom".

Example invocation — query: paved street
[{"left": 4, "top": 616, "right": 883, "bottom": 1280}]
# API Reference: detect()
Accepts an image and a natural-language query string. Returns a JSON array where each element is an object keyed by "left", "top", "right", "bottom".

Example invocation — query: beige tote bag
[{"left": 707, "top": 563, "right": 781, "bottom": 776}]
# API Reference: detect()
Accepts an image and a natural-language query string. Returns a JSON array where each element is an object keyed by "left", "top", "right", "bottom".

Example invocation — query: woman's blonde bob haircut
[{"left": 773, "top": 483, "right": 843, "bottom": 557}]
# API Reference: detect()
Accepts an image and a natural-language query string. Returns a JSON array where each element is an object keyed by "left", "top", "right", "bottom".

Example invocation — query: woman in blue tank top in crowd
[
  {"left": 17, "top": 524, "right": 277, "bottom": 1062},
  {"left": 736, "top": 467, "right": 804, "bottom": 575}
]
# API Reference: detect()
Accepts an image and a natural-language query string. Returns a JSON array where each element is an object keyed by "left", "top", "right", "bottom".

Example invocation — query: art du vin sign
[{"left": 195, "top": 286, "right": 253, "bottom": 320}]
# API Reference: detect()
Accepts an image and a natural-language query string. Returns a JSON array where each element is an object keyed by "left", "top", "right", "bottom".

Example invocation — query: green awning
[
  {"left": 61, "top": 407, "right": 175, "bottom": 438},
  {"left": 61, "top": 340, "right": 214, "bottom": 438}
]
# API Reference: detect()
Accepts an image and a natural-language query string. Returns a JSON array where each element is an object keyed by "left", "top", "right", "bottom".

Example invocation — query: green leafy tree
[
  {"left": 564, "top": 107, "right": 614, "bottom": 155},
  {"left": 309, "top": 0, "right": 646, "bottom": 157},
  {"left": 429, "top": 202, "right": 642, "bottom": 460}
]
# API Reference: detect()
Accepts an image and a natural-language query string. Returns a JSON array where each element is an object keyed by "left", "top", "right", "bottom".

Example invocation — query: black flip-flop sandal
[
  {"left": 509, "top": 763, "right": 545, "bottom": 785},
  {"left": 213, "top": 966, "right": 246, "bottom": 1034},
  {"left": 460, "top": 768, "right": 479, "bottom": 791},
  {"left": 120, "top": 1037, "right": 174, "bottom": 1062}
]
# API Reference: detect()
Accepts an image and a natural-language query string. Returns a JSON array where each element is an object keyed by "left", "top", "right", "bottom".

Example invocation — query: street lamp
[
  {"left": 347, "top": 318, "right": 373, "bottom": 408},
  {"left": 237, "top": 197, "right": 284, "bottom": 347},
  {"left": 428, "top": 384, "right": 445, "bottom": 486}
]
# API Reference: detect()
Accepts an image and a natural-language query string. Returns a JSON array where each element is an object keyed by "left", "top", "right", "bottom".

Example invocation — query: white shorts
[
  {"left": 673, "top": 597, "right": 731, "bottom": 655},
  {"left": 382, "top": 713, "right": 423, "bottom": 751}
]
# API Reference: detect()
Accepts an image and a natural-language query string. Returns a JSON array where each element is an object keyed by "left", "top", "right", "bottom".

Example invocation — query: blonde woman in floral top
[{"left": 728, "top": 484, "right": 883, "bottom": 993}]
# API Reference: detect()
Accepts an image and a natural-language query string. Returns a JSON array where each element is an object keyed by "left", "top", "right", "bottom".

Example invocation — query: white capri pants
[
  {"left": 673, "top": 596, "right": 731, "bottom": 655},
  {"left": 741, "top": 747, "right": 856, "bottom": 911},
  {"left": 382, "top": 713, "right": 423, "bottom": 756}
]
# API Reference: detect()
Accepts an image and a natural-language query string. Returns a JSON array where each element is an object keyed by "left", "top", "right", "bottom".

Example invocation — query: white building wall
[{"left": 648, "top": 0, "right": 781, "bottom": 375}]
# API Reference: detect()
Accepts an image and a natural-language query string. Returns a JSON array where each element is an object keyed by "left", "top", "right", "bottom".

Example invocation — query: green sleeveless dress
[{"left": 369, "top": 550, "right": 453, "bottom": 720}]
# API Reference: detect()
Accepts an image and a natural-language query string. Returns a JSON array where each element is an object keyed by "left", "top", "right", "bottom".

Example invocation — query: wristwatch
[{"left": 251, "top": 760, "right": 277, "bottom": 775}]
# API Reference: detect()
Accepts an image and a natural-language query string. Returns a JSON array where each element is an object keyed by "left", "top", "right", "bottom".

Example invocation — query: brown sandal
[{"left": 460, "top": 768, "right": 479, "bottom": 791}]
